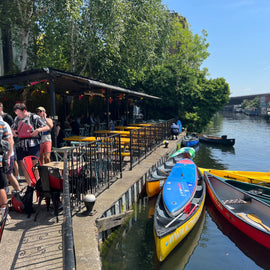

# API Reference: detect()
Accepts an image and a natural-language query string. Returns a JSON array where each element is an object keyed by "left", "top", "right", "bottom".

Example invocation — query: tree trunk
[
  {"left": 1, "top": 24, "right": 14, "bottom": 74},
  {"left": 20, "top": 29, "right": 30, "bottom": 71}
]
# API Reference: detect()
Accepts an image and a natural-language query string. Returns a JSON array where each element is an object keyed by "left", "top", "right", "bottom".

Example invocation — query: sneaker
[{"left": 5, "top": 214, "right": 11, "bottom": 225}]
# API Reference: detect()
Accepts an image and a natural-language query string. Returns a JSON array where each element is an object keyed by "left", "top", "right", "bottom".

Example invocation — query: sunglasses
[{"left": 36, "top": 110, "right": 42, "bottom": 114}]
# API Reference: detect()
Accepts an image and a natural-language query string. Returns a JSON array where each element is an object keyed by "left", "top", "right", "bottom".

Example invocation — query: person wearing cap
[
  {"left": 170, "top": 122, "right": 180, "bottom": 140},
  {"left": 36, "top": 106, "right": 53, "bottom": 164},
  {"left": 11, "top": 103, "right": 49, "bottom": 185}
]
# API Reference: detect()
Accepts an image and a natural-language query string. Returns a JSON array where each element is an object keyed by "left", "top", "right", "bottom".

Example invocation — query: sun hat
[{"left": 36, "top": 106, "right": 46, "bottom": 112}]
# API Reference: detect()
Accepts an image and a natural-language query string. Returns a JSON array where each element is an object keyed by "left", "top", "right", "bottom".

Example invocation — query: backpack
[{"left": 11, "top": 186, "right": 34, "bottom": 218}]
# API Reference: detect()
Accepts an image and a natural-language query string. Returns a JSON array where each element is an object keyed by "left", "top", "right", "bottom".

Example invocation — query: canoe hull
[
  {"left": 146, "top": 178, "right": 165, "bottom": 198},
  {"left": 200, "top": 168, "right": 270, "bottom": 185},
  {"left": 205, "top": 172, "right": 270, "bottom": 249},
  {"left": 154, "top": 173, "right": 206, "bottom": 262}
]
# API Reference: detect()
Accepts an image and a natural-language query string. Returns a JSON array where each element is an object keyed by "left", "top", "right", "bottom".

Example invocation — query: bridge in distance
[{"left": 228, "top": 93, "right": 270, "bottom": 105}]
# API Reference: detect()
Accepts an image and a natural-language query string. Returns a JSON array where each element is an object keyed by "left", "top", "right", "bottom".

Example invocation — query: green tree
[
  {"left": 241, "top": 97, "right": 260, "bottom": 109},
  {"left": 141, "top": 13, "right": 230, "bottom": 131}
]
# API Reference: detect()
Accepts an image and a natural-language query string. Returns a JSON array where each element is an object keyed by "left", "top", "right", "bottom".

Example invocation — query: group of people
[
  {"left": 0, "top": 102, "right": 54, "bottom": 221},
  {"left": 62, "top": 112, "right": 101, "bottom": 136}
]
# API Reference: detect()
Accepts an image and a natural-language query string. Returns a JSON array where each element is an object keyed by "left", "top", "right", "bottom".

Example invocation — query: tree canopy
[{"left": 0, "top": 0, "right": 230, "bottom": 131}]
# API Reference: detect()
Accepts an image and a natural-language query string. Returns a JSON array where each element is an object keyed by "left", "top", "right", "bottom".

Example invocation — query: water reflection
[
  {"left": 193, "top": 143, "right": 232, "bottom": 170},
  {"left": 206, "top": 198, "right": 270, "bottom": 269},
  {"left": 101, "top": 197, "right": 156, "bottom": 270}
]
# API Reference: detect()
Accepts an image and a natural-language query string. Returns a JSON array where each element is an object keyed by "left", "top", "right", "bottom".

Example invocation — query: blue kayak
[{"left": 162, "top": 159, "right": 197, "bottom": 217}]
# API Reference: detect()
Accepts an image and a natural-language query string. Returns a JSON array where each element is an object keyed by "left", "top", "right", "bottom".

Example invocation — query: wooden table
[
  {"left": 93, "top": 130, "right": 130, "bottom": 137},
  {"left": 43, "top": 161, "right": 86, "bottom": 171},
  {"left": 81, "top": 136, "right": 98, "bottom": 142},
  {"left": 114, "top": 126, "right": 140, "bottom": 130},
  {"left": 129, "top": 123, "right": 152, "bottom": 127},
  {"left": 63, "top": 135, "right": 87, "bottom": 142},
  {"left": 42, "top": 161, "right": 65, "bottom": 170},
  {"left": 109, "top": 130, "right": 130, "bottom": 137}
]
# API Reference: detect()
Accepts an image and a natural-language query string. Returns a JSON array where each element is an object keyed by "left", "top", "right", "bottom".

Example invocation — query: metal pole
[
  {"left": 62, "top": 151, "right": 76, "bottom": 270},
  {"left": 48, "top": 71, "right": 56, "bottom": 117},
  {"left": 106, "top": 91, "right": 110, "bottom": 130}
]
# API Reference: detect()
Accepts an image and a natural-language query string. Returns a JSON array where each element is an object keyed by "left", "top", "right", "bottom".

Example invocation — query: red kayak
[{"left": 204, "top": 171, "right": 270, "bottom": 249}]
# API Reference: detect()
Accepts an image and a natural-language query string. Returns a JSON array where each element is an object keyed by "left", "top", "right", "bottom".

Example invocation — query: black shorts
[
  {"left": 0, "top": 167, "right": 8, "bottom": 189},
  {"left": 17, "top": 144, "right": 40, "bottom": 161}
]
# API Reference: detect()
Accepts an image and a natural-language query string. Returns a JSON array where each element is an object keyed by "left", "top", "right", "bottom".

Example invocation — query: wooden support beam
[{"left": 96, "top": 210, "right": 133, "bottom": 232}]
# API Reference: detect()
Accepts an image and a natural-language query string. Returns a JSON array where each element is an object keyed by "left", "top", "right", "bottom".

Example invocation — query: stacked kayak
[
  {"left": 199, "top": 168, "right": 270, "bottom": 186},
  {"left": 154, "top": 159, "right": 206, "bottom": 261},
  {"left": 181, "top": 134, "right": 199, "bottom": 147},
  {"left": 146, "top": 147, "right": 195, "bottom": 198}
]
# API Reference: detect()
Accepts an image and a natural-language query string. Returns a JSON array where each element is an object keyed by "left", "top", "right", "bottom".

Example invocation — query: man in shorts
[{"left": 11, "top": 103, "right": 49, "bottom": 186}]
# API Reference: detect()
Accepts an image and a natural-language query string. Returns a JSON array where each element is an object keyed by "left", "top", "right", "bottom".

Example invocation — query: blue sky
[{"left": 162, "top": 0, "right": 270, "bottom": 97}]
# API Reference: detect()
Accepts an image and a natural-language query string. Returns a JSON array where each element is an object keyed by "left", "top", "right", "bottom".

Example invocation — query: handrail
[
  {"left": 58, "top": 118, "right": 176, "bottom": 267},
  {"left": 62, "top": 150, "right": 76, "bottom": 269}
]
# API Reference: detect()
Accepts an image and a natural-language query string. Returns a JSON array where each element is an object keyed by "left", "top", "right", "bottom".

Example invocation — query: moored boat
[
  {"left": 224, "top": 179, "right": 270, "bottom": 205},
  {"left": 197, "top": 134, "right": 235, "bottom": 146},
  {"left": 146, "top": 147, "right": 195, "bottom": 198},
  {"left": 181, "top": 134, "right": 199, "bottom": 147},
  {"left": 162, "top": 159, "right": 198, "bottom": 217},
  {"left": 204, "top": 171, "right": 270, "bottom": 249},
  {"left": 199, "top": 168, "right": 270, "bottom": 186},
  {"left": 154, "top": 167, "right": 205, "bottom": 262}
]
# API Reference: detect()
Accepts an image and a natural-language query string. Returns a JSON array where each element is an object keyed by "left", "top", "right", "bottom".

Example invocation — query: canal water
[{"left": 101, "top": 112, "right": 270, "bottom": 270}]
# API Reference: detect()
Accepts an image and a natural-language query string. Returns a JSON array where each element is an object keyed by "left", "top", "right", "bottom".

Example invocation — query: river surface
[{"left": 101, "top": 112, "right": 270, "bottom": 270}]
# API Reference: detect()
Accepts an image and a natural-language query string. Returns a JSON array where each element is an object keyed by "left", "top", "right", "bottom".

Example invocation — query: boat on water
[
  {"left": 181, "top": 134, "right": 199, "bottom": 147},
  {"left": 159, "top": 208, "right": 206, "bottom": 269},
  {"left": 162, "top": 159, "right": 198, "bottom": 217},
  {"left": 224, "top": 179, "right": 270, "bottom": 205},
  {"left": 197, "top": 134, "right": 235, "bottom": 146},
  {"left": 146, "top": 147, "right": 195, "bottom": 198},
  {"left": 154, "top": 165, "right": 205, "bottom": 262},
  {"left": 204, "top": 171, "right": 270, "bottom": 249},
  {"left": 199, "top": 168, "right": 270, "bottom": 186}
]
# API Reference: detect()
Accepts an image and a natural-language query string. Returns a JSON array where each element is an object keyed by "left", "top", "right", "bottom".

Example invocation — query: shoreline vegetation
[{"left": 0, "top": 1, "right": 230, "bottom": 132}]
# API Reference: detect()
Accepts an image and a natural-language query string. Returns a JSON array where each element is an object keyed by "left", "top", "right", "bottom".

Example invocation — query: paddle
[
  {"left": 158, "top": 169, "right": 169, "bottom": 176},
  {"left": 165, "top": 212, "right": 184, "bottom": 228},
  {"left": 165, "top": 203, "right": 197, "bottom": 228},
  {"left": 247, "top": 213, "right": 270, "bottom": 232}
]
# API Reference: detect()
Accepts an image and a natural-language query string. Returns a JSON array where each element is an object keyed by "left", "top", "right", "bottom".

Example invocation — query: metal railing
[
  {"left": 58, "top": 119, "right": 175, "bottom": 268},
  {"left": 127, "top": 119, "right": 175, "bottom": 169}
]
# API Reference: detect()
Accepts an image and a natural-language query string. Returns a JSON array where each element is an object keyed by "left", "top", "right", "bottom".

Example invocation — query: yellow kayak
[{"left": 199, "top": 168, "right": 270, "bottom": 186}]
